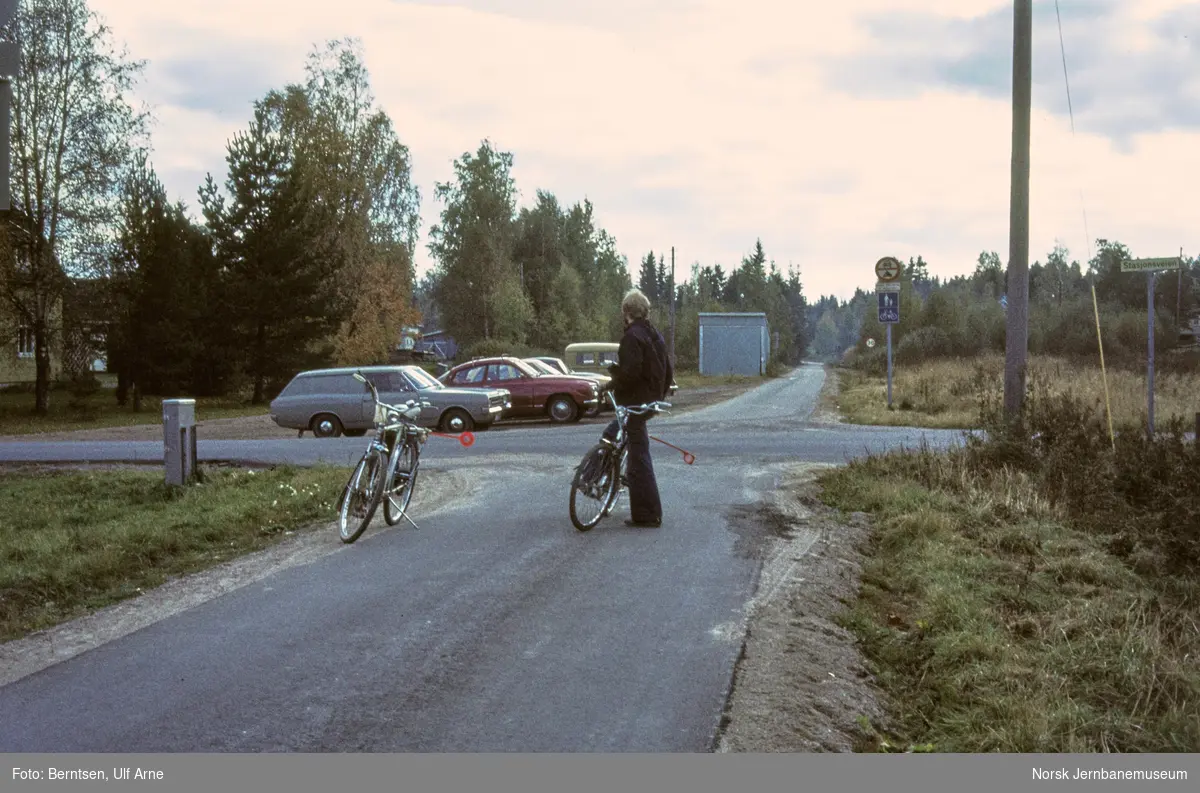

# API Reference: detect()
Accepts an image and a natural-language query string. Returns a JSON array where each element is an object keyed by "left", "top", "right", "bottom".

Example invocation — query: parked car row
[
  {"left": 270, "top": 365, "right": 510, "bottom": 437},
  {"left": 269, "top": 343, "right": 678, "bottom": 437}
]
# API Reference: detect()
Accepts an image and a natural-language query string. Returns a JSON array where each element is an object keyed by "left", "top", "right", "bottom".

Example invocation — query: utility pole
[
  {"left": 669, "top": 246, "right": 676, "bottom": 365},
  {"left": 1003, "top": 0, "right": 1033, "bottom": 423}
]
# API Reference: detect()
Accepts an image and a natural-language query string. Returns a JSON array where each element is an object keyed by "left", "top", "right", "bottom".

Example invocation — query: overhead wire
[
  {"left": 1054, "top": 0, "right": 1093, "bottom": 266},
  {"left": 1055, "top": 0, "right": 1114, "bottom": 449}
]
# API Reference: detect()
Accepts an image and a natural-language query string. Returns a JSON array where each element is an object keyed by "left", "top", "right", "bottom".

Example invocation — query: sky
[{"left": 90, "top": 0, "right": 1199, "bottom": 303}]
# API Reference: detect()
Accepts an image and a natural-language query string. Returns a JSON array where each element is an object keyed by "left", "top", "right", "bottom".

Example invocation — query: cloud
[
  {"left": 828, "top": 0, "right": 1200, "bottom": 146},
  {"left": 155, "top": 50, "right": 296, "bottom": 119},
  {"left": 394, "top": 0, "right": 708, "bottom": 31},
  {"left": 84, "top": 0, "right": 1200, "bottom": 303}
]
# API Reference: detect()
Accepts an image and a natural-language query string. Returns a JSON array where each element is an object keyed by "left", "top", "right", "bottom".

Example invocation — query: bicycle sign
[{"left": 878, "top": 291, "right": 899, "bottom": 324}]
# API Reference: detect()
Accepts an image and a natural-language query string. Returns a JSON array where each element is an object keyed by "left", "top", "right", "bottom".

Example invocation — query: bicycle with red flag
[{"left": 569, "top": 389, "right": 691, "bottom": 531}]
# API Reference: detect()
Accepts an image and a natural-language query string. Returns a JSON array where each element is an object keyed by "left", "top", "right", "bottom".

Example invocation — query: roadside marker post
[{"left": 163, "top": 399, "right": 198, "bottom": 487}]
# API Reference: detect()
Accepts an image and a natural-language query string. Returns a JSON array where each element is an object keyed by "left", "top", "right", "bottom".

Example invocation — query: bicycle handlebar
[
  {"left": 604, "top": 388, "right": 671, "bottom": 416},
  {"left": 620, "top": 401, "right": 671, "bottom": 416},
  {"left": 354, "top": 372, "right": 430, "bottom": 428}
]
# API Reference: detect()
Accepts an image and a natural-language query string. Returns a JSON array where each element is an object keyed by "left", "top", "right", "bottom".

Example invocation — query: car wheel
[
  {"left": 548, "top": 395, "right": 578, "bottom": 423},
  {"left": 311, "top": 413, "right": 344, "bottom": 438},
  {"left": 440, "top": 408, "right": 474, "bottom": 433}
]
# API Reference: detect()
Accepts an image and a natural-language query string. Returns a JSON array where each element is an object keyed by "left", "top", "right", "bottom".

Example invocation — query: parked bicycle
[
  {"left": 569, "top": 389, "right": 671, "bottom": 532},
  {"left": 337, "top": 371, "right": 432, "bottom": 543}
]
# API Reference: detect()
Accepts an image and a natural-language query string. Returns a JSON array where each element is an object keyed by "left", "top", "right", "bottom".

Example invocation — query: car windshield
[
  {"left": 508, "top": 359, "right": 541, "bottom": 377},
  {"left": 401, "top": 366, "right": 443, "bottom": 390},
  {"left": 524, "top": 359, "right": 557, "bottom": 375}
]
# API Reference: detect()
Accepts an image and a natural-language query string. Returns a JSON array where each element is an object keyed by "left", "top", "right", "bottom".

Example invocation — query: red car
[{"left": 439, "top": 356, "right": 601, "bottom": 423}]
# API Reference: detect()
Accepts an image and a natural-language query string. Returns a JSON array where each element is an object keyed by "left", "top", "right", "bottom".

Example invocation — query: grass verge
[
  {"left": 0, "top": 387, "right": 268, "bottom": 436},
  {"left": 0, "top": 464, "right": 350, "bottom": 642},
  {"left": 833, "top": 354, "right": 1200, "bottom": 430},
  {"left": 816, "top": 445, "right": 1199, "bottom": 752}
]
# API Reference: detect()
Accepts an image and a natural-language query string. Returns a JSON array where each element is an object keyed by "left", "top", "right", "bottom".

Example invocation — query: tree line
[
  {"left": 0, "top": 1, "right": 424, "bottom": 413},
  {"left": 418, "top": 140, "right": 812, "bottom": 370},
  {"left": 0, "top": 0, "right": 814, "bottom": 415},
  {"left": 807, "top": 244, "right": 1200, "bottom": 369}
]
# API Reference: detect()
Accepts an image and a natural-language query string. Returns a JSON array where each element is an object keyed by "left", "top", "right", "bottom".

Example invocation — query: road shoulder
[{"left": 716, "top": 464, "right": 888, "bottom": 752}]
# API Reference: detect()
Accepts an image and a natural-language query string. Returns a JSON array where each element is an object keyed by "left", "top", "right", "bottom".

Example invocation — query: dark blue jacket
[{"left": 607, "top": 318, "right": 673, "bottom": 407}]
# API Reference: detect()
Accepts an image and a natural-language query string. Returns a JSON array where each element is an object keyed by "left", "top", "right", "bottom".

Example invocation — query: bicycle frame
[
  {"left": 336, "top": 374, "right": 429, "bottom": 512},
  {"left": 605, "top": 389, "right": 671, "bottom": 448}
]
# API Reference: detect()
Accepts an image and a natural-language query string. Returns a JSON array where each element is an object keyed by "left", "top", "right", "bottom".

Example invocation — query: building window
[{"left": 17, "top": 326, "right": 34, "bottom": 358}]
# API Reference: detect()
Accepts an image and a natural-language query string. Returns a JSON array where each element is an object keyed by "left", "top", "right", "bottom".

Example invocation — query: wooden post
[{"left": 1003, "top": 0, "right": 1033, "bottom": 424}]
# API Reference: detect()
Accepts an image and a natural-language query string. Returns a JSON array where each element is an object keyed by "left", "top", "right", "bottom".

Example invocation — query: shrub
[
  {"left": 457, "top": 338, "right": 555, "bottom": 362},
  {"left": 968, "top": 369, "right": 1200, "bottom": 574},
  {"left": 896, "top": 327, "right": 952, "bottom": 364}
]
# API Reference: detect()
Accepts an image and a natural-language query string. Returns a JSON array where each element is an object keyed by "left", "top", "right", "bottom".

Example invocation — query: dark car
[{"left": 439, "top": 356, "right": 601, "bottom": 423}]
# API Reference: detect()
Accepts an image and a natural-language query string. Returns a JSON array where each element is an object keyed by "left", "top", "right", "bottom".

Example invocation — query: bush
[
  {"left": 896, "top": 327, "right": 952, "bottom": 364},
  {"left": 457, "top": 338, "right": 555, "bottom": 362},
  {"left": 66, "top": 373, "right": 102, "bottom": 419},
  {"left": 968, "top": 370, "right": 1200, "bottom": 574},
  {"left": 844, "top": 344, "right": 888, "bottom": 376}
]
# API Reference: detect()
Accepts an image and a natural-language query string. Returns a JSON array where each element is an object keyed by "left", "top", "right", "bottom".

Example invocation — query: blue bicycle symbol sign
[{"left": 877, "top": 292, "right": 900, "bottom": 324}]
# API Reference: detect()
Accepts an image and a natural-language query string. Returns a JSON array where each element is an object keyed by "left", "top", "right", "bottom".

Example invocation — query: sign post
[
  {"left": 1122, "top": 256, "right": 1182, "bottom": 438},
  {"left": 875, "top": 257, "right": 902, "bottom": 408}
]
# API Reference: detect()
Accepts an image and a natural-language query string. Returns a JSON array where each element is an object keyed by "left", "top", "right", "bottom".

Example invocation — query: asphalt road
[{"left": 0, "top": 364, "right": 968, "bottom": 752}]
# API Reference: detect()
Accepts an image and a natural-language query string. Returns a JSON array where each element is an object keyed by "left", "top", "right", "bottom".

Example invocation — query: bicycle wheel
[
  {"left": 570, "top": 443, "right": 619, "bottom": 532},
  {"left": 600, "top": 447, "right": 628, "bottom": 517},
  {"left": 383, "top": 440, "right": 420, "bottom": 526},
  {"left": 338, "top": 449, "right": 385, "bottom": 543}
]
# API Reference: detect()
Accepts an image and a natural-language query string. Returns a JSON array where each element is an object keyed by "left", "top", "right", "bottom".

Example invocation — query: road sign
[
  {"left": 878, "top": 291, "right": 899, "bottom": 324},
  {"left": 875, "top": 256, "right": 902, "bottom": 282},
  {"left": 1122, "top": 256, "right": 1182, "bottom": 272},
  {"left": 877, "top": 281, "right": 901, "bottom": 293}
]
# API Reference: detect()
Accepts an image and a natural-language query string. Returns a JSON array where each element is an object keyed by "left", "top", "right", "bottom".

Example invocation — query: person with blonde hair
[{"left": 601, "top": 287, "right": 673, "bottom": 527}]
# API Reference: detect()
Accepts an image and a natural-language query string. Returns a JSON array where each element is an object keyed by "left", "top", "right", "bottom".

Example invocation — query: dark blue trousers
[{"left": 602, "top": 415, "right": 662, "bottom": 523}]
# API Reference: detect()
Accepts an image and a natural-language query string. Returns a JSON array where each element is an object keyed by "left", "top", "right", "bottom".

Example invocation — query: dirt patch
[{"left": 715, "top": 463, "right": 889, "bottom": 752}]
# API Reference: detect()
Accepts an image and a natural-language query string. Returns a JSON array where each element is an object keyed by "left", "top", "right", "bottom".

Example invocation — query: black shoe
[{"left": 624, "top": 518, "right": 661, "bottom": 528}]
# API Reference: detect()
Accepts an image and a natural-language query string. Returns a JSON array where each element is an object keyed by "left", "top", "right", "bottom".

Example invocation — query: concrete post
[{"left": 163, "top": 399, "right": 197, "bottom": 486}]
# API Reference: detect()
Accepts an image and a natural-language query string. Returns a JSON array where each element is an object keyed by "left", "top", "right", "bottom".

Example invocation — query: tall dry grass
[{"left": 836, "top": 354, "right": 1200, "bottom": 430}]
